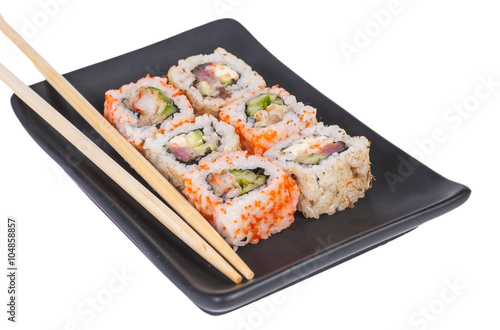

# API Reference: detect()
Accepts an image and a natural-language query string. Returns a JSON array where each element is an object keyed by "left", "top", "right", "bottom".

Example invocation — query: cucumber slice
[
  {"left": 228, "top": 169, "right": 268, "bottom": 195},
  {"left": 272, "top": 97, "right": 284, "bottom": 105},
  {"left": 239, "top": 172, "right": 258, "bottom": 185},
  {"left": 227, "top": 169, "right": 251, "bottom": 182},
  {"left": 163, "top": 105, "right": 178, "bottom": 117},
  {"left": 245, "top": 104, "right": 262, "bottom": 117},
  {"left": 246, "top": 94, "right": 271, "bottom": 116},
  {"left": 247, "top": 93, "right": 271, "bottom": 107},
  {"left": 297, "top": 153, "right": 328, "bottom": 165},
  {"left": 245, "top": 94, "right": 284, "bottom": 117},
  {"left": 253, "top": 174, "right": 267, "bottom": 186},
  {"left": 184, "top": 130, "right": 204, "bottom": 148},
  {"left": 145, "top": 87, "right": 179, "bottom": 117},
  {"left": 241, "top": 183, "right": 259, "bottom": 195}
]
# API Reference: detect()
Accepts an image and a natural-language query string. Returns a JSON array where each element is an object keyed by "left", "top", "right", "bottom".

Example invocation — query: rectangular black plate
[{"left": 10, "top": 19, "right": 470, "bottom": 315}]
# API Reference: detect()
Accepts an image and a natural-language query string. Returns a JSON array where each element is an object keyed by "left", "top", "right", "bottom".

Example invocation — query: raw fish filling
[
  {"left": 283, "top": 135, "right": 347, "bottom": 165},
  {"left": 208, "top": 168, "right": 268, "bottom": 199},
  {"left": 245, "top": 93, "right": 287, "bottom": 127},
  {"left": 192, "top": 63, "right": 240, "bottom": 99},
  {"left": 166, "top": 129, "right": 218, "bottom": 164},
  {"left": 124, "top": 86, "right": 178, "bottom": 127}
]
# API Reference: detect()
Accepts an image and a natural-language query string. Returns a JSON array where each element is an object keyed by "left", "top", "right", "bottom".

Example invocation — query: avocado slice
[
  {"left": 193, "top": 145, "right": 212, "bottom": 156},
  {"left": 217, "top": 73, "right": 235, "bottom": 85},
  {"left": 193, "top": 140, "right": 219, "bottom": 157},
  {"left": 184, "top": 130, "right": 204, "bottom": 148},
  {"left": 196, "top": 81, "right": 215, "bottom": 96},
  {"left": 272, "top": 97, "right": 284, "bottom": 105}
]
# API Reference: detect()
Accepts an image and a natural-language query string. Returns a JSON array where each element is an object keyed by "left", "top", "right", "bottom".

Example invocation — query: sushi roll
[
  {"left": 219, "top": 85, "right": 317, "bottom": 155},
  {"left": 264, "top": 123, "right": 373, "bottom": 219},
  {"left": 167, "top": 48, "right": 266, "bottom": 117},
  {"left": 143, "top": 114, "right": 240, "bottom": 190},
  {"left": 104, "top": 75, "right": 195, "bottom": 151},
  {"left": 182, "top": 151, "right": 300, "bottom": 246}
]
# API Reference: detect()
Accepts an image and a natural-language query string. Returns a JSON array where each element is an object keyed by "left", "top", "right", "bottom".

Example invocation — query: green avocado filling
[
  {"left": 195, "top": 81, "right": 215, "bottom": 97},
  {"left": 218, "top": 73, "right": 235, "bottom": 85},
  {"left": 185, "top": 130, "right": 217, "bottom": 157},
  {"left": 184, "top": 129, "right": 204, "bottom": 148}
]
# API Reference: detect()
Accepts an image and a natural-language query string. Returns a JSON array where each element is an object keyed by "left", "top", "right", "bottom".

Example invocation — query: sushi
[
  {"left": 219, "top": 85, "right": 317, "bottom": 155},
  {"left": 104, "top": 75, "right": 195, "bottom": 151},
  {"left": 167, "top": 48, "right": 266, "bottom": 117},
  {"left": 143, "top": 114, "right": 240, "bottom": 190},
  {"left": 103, "top": 48, "right": 373, "bottom": 249},
  {"left": 182, "top": 151, "right": 300, "bottom": 246},
  {"left": 264, "top": 123, "right": 373, "bottom": 218}
]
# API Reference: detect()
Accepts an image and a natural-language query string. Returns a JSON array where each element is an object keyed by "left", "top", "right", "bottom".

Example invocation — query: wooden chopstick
[
  {"left": 0, "top": 62, "right": 242, "bottom": 283},
  {"left": 0, "top": 15, "right": 254, "bottom": 281}
]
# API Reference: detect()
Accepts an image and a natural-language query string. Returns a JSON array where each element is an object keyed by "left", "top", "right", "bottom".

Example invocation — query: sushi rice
[
  {"left": 143, "top": 114, "right": 240, "bottom": 190},
  {"left": 104, "top": 48, "right": 373, "bottom": 248},
  {"left": 167, "top": 48, "right": 266, "bottom": 117},
  {"left": 182, "top": 151, "right": 300, "bottom": 246},
  {"left": 264, "top": 123, "right": 373, "bottom": 218},
  {"left": 219, "top": 85, "right": 317, "bottom": 155},
  {"left": 104, "top": 75, "right": 195, "bottom": 151}
]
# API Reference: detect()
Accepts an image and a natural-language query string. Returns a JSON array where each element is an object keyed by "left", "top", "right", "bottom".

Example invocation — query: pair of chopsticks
[{"left": 0, "top": 15, "right": 253, "bottom": 283}]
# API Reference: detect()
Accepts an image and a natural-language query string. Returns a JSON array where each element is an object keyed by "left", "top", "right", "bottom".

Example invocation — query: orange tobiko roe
[
  {"left": 219, "top": 86, "right": 317, "bottom": 155},
  {"left": 182, "top": 151, "right": 300, "bottom": 246}
]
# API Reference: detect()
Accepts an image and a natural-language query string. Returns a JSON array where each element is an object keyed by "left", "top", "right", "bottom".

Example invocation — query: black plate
[{"left": 10, "top": 19, "right": 470, "bottom": 315}]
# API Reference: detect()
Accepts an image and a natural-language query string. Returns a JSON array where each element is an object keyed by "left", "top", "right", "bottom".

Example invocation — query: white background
[{"left": 1, "top": 0, "right": 499, "bottom": 329}]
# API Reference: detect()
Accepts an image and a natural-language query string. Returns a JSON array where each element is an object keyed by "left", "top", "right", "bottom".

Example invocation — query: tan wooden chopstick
[
  {"left": 0, "top": 62, "right": 242, "bottom": 283},
  {"left": 0, "top": 15, "right": 254, "bottom": 281}
]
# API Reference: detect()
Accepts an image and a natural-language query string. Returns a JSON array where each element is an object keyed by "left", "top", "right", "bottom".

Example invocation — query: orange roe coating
[
  {"left": 219, "top": 86, "right": 317, "bottom": 155},
  {"left": 182, "top": 151, "right": 299, "bottom": 246},
  {"left": 103, "top": 76, "right": 195, "bottom": 152}
]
